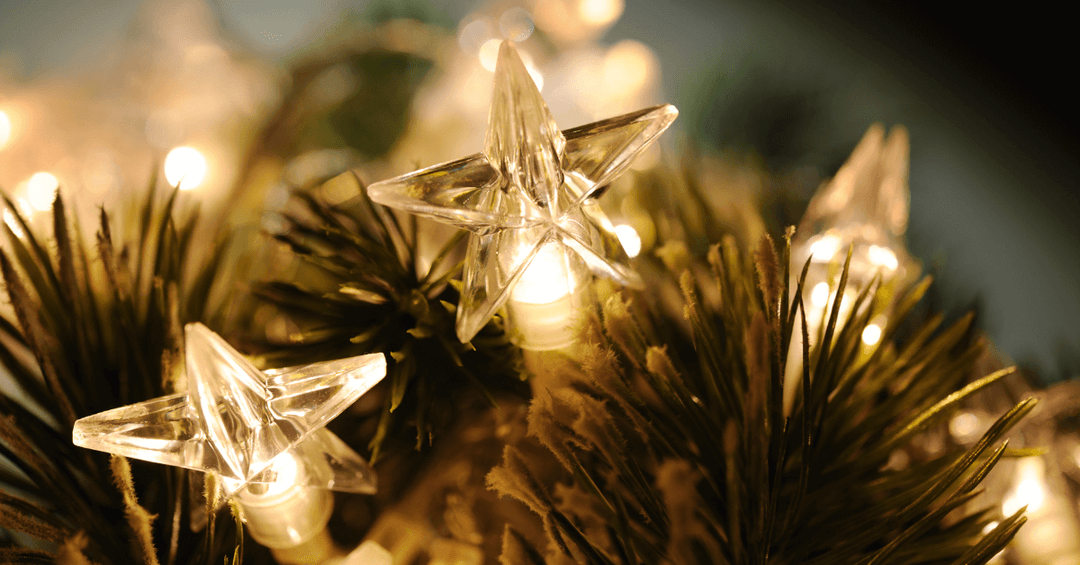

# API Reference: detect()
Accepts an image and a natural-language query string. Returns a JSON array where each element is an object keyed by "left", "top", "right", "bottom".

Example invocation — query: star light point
[
  {"left": 72, "top": 322, "right": 386, "bottom": 501},
  {"left": 368, "top": 40, "right": 677, "bottom": 343}
]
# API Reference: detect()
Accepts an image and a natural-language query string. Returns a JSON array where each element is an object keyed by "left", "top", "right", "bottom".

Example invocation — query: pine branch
[
  {"left": 488, "top": 230, "right": 1031, "bottom": 564},
  {"left": 0, "top": 179, "right": 240, "bottom": 564},
  {"left": 249, "top": 172, "right": 526, "bottom": 463}
]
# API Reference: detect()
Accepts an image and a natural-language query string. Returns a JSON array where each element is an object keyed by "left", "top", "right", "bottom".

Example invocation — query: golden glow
[
  {"left": 164, "top": 146, "right": 207, "bottom": 190},
  {"left": 1003, "top": 458, "right": 1047, "bottom": 516},
  {"left": 27, "top": 172, "right": 60, "bottom": 211},
  {"left": 615, "top": 224, "right": 641, "bottom": 258},
  {"left": 478, "top": 39, "right": 501, "bottom": 72},
  {"left": 861, "top": 323, "right": 882, "bottom": 346},
  {"left": 0, "top": 110, "right": 11, "bottom": 149},
  {"left": 511, "top": 242, "right": 575, "bottom": 305},
  {"left": 808, "top": 234, "right": 841, "bottom": 262},
  {"left": 602, "top": 40, "right": 655, "bottom": 96},
  {"left": 578, "top": 0, "right": 623, "bottom": 26},
  {"left": 868, "top": 244, "right": 899, "bottom": 271},
  {"left": 810, "top": 282, "right": 830, "bottom": 309}
]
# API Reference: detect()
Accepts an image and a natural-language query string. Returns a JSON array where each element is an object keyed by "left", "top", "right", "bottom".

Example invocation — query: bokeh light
[
  {"left": 811, "top": 282, "right": 830, "bottom": 309},
  {"left": 164, "top": 146, "right": 207, "bottom": 190},
  {"left": 27, "top": 172, "right": 60, "bottom": 211},
  {"left": 578, "top": 0, "right": 624, "bottom": 26},
  {"left": 860, "top": 323, "right": 882, "bottom": 346},
  {"left": 499, "top": 7, "right": 534, "bottom": 42},
  {"left": 0, "top": 109, "right": 11, "bottom": 150}
]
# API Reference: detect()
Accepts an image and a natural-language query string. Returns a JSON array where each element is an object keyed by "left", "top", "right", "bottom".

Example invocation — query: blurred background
[{"left": 0, "top": 0, "right": 1076, "bottom": 383}]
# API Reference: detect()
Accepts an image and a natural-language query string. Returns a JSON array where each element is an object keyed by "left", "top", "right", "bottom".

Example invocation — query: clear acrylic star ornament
[
  {"left": 72, "top": 323, "right": 386, "bottom": 502},
  {"left": 368, "top": 41, "right": 677, "bottom": 343},
  {"left": 793, "top": 123, "right": 917, "bottom": 288}
]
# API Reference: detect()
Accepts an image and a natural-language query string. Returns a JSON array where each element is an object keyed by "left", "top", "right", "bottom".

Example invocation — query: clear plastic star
[
  {"left": 368, "top": 41, "right": 677, "bottom": 343},
  {"left": 73, "top": 323, "right": 386, "bottom": 501},
  {"left": 794, "top": 123, "right": 917, "bottom": 285}
]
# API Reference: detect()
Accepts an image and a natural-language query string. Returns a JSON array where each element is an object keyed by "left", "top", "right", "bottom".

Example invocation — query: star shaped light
[
  {"left": 368, "top": 41, "right": 677, "bottom": 343},
  {"left": 73, "top": 323, "right": 386, "bottom": 501}
]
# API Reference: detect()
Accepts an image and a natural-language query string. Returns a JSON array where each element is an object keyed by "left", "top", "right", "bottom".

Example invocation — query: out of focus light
[
  {"left": 579, "top": 0, "right": 624, "bottom": 26},
  {"left": 479, "top": 40, "right": 543, "bottom": 89},
  {"left": 861, "top": 323, "right": 882, "bottom": 346},
  {"left": 27, "top": 172, "right": 60, "bottom": 211},
  {"left": 0, "top": 110, "right": 11, "bottom": 149},
  {"left": 164, "top": 146, "right": 207, "bottom": 190},
  {"left": 479, "top": 39, "right": 501, "bottom": 71},
  {"left": 809, "top": 233, "right": 842, "bottom": 262},
  {"left": 602, "top": 40, "right": 655, "bottom": 95},
  {"left": 615, "top": 224, "right": 641, "bottom": 258},
  {"left": 810, "top": 282, "right": 830, "bottom": 309},
  {"left": 1003, "top": 458, "right": 1047, "bottom": 516},
  {"left": 458, "top": 16, "right": 495, "bottom": 54},
  {"left": 499, "top": 7, "right": 534, "bottom": 41},
  {"left": 868, "top": 244, "right": 899, "bottom": 271},
  {"left": 949, "top": 411, "right": 980, "bottom": 442}
]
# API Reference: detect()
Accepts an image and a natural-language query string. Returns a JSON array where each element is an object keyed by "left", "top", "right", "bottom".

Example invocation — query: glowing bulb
[
  {"left": 511, "top": 242, "right": 575, "bottom": 304},
  {"left": 810, "top": 282, "right": 830, "bottom": 309},
  {"left": 27, "top": 172, "right": 59, "bottom": 211},
  {"left": 808, "top": 234, "right": 842, "bottom": 262},
  {"left": 615, "top": 224, "right": 641, "bottom": 258},
  {"left": 164, "top": 147, "right": 207, "bottom": 190},
  {"left": 0, "top": 110, "right": 11, "bottom": 149},
  {"left": 1003, "top": 458, "right": 1047, "bottom": 516},
  {"left": 507, "top": 241, "right": 590, "bottom": 350},
  {"left": 868, "top": 244, "right": 899, "bottom": 271},
  {"left": 578, "top": 0, "right": 623, "bottom": 26},
  {"left": 478, "top": 39, "right": 501, "bottom": 72},
  {"left": 861, "top": 323, "right": 882, "bottom": 346}
]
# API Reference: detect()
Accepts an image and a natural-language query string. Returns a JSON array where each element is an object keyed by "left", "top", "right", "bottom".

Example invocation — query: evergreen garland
[{"left": 488, "top": 232, "right": 1031, "bottom": 564}]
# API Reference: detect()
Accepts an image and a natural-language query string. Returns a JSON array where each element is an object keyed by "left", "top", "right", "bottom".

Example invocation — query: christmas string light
[
  {"left": 73, "top": 323, "right": 386, "bottom": 563},
  {"left": 368, "top": 40, "right": 676, "bottom": 350}
]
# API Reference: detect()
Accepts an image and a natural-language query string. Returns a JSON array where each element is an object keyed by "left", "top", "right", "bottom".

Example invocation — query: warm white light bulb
[
  {"left": 511, "top": 242, "right": 574, "bottom": 304},
  {"left": 507, "top": 241, "right": 590, "bottom": 351},
  {"left": 164, "top": 146, "right": 207, "bottom": 190},
  {"left": 27, "top": 172, "right": 60, "bottom": 211}
]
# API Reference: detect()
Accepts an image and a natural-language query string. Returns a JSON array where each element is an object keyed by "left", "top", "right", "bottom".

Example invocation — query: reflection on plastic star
[
  {"left": 369, "top": 41, "right": 677, "bottom": 342},
  {"left": 73, "top": 323, "right": 386, "bottom": 501}
]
